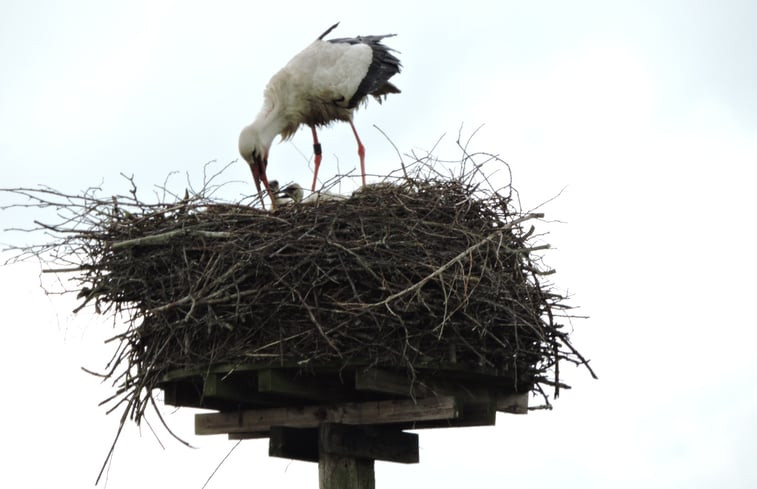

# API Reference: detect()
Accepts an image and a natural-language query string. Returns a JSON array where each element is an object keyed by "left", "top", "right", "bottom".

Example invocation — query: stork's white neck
[{"left": 250, "top": 103, "right": 288, "bottom": 151}]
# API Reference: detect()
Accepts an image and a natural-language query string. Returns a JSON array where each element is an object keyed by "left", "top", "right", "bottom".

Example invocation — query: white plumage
[
  {"left": 238, "top": 22, "right": 401, "bottom": 208},
  {"left": 276, "top": 182, "right": 347, "bottom": 206}
]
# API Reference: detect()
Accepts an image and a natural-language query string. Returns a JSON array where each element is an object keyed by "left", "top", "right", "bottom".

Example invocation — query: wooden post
[
  {"left": 316, "top": 423, "right": 418, "bottom": 488},
  {"left": 319, "top": 452, "right": 375, "bottom": 489},
  {"left": 319, "top": 423, "right": 374, "bottom": 489}
]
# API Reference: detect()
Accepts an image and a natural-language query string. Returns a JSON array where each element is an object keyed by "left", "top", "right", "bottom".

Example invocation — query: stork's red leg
[
  {"left": 348, "top": 120, "right": 367, "bottom": 188},
  {"left": 311, "top": 126, "right": 322, "bottom": 192}
]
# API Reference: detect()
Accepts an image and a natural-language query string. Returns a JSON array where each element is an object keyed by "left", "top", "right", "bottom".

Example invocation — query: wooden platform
[{"left": 160, "top": 364, "right": 528, "bottom": 489}]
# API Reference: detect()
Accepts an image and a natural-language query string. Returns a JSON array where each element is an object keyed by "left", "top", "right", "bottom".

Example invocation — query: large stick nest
[{"left": 3, "top": 156, "right": 593, "bottom": 427}]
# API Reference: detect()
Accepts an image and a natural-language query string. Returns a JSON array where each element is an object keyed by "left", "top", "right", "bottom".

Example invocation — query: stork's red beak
[
  {"left": 248, "top": 152, "right": 275, "bottom": 208},
  {"left": 249, "top": 154, "right": 264, "bottom": 193}
]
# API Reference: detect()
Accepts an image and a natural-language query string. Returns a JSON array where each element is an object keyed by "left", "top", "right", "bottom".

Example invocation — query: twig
[
  {"left": 351, "top": 213, "right": 543, "bottom": 309},
  {"left": 201, "top": 441, "right": 242, "bottom": 489},
  {"left": 111, "top": 229, "right": 232, "bottom": 248}
]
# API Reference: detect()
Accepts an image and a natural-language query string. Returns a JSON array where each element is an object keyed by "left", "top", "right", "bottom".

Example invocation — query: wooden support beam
[
  {"left": 228, "top": 396, "right": 515, "bottom": 439},
  {"left": 195, "top": 396, "right": 458, "bottom": 435},
  {"left": 203, "top": 373, "right": 253, "bottom": 400},
  {"left": 227, "top": 431, "right": 269, "bottom": 440},
  {"left": 354, "top": 368, "right": 434, "bottom": 397},
  {"left": 319, "top": 452, "right": 374, "bottom": 489},
  {"left": 355, "top": 369, "right": 529, "bottom": 416},
  {"left": 496, "top": 392, "right": 529, "bottom": 414},
  {"left": 162, "top": 381, "right": 201, "bottom": 407},
  {"left": 162, "top": 381, "right": 231, "bottom": 411},
  {"left": 269, "top": 427, "right": 319, "bottom": 462},
  {"left": 258, "top": 369, "right": 351, "bottom": 402},
  {"left": 320, "top": 423, "right": 419, "bottom": 464},
  {"left": 455, "top": 399, "right": 497, "bottom": 427},
  {"left": 203, "top": 372, "right": 290, "bottom": 406},
  {"left": 405, "top": 398, "right": 496, "bottom": 430},
  {"left": 198, "top": 372, "right": 306, "bottom": 408}
]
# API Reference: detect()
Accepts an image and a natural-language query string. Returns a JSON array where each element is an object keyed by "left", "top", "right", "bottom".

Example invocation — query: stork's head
[
  {"left": 280, "top": 183, "right": 304, "bottom": 203},
  {"left": 239, "top": 123, "right": 269, "bottom": 194},
  {"left": 271, "top": 182, "right": 304, "bottom": 207}
]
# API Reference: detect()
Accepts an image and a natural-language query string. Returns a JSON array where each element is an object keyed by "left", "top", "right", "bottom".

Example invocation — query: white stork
[{"left": 238, "top": 22, "right": 401, "bottom": 207}]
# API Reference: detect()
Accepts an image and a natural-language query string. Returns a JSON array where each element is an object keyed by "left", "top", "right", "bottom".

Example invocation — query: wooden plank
[
  {"left": 258, "top": 369, "right": 352, "bottom": 402},
  {"left": 162, "top": 361, "right": 513, "bottom": 385},
  {"left": 496, "top": 392, "right": 529, "bottom": 414},
  {"left": 195, "top": 396, "right": 459, "bottom": 435},
  {"left": 227, "top": 397, "right": 506, "bottom": 435},
  {"left": 201, "top": 373, "right": 303, "bottom": 408},
  {"left": 269, "top": 427, "right": 319, "bottom": 462},
  {"left": 356, "top": 368, "right": 523, "bottom": 407},
  {"left": 320, "top": 423, "right": 418, "bottom": 464},
  {"left": 319, "top": 452, "right": 374, "bottom": 489},
  {"left": 391, "top": 397, "right": 496, "bottom": 430},
  {"left": 455, "top": 399, "right": 497, "bottom": 427},
  {"left": 161, "top": 361, "right": 348, "bottom": 384},
  {"left": 227, "top": 431, "right": 269, "bottom": 440},
  {"left": 162, "top": 382, "right": 232, "bottom": 411},
  {"left": 354, "top": 368, "right": 434, "bottom": 397},
  {"left": 204, "top": 373, "right": 254, "bottom": 400},
  {"left": 162, "top": 382, "right": 200, "bottom": 407}
]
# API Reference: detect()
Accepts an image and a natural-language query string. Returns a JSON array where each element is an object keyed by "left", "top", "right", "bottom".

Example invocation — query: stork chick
[
  {"left": 270, "top": 180, "right": 303, "bottom": 207},
  {"left": 278, "top": 183, "right": 305, "bottom": 204},
  {"left": 238, "top": 22, "right": 401, "bottom": 208},
  {"left": 279, "top": 183, "right": 347, "bottom": 205}
]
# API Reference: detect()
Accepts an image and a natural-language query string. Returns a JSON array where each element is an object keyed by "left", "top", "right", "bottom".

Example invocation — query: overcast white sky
[{"left": 2, "top": 1, "right": 757, "bottom": 487}]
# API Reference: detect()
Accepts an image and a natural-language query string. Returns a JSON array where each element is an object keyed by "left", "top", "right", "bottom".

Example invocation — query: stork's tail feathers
[
  {"left": 370, "top": 81, "right": 401, "bottom": 104},
  {"left": 319, "top": 30, "right": 402, "bottom": 108}
]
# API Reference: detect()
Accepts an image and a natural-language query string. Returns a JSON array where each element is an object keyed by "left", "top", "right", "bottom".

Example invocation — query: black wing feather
[{"left": 328, "top": 34, "right": 402, "bottom": 108}]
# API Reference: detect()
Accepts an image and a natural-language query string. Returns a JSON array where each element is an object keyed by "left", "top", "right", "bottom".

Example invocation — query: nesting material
[{"left": 4, "top": 160, "right": 593, "bottom": 427}]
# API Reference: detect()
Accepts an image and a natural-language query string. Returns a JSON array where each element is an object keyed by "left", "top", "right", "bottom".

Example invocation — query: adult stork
[{"left": 238, "top": 22, "right": 401, "bottom": 207}]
